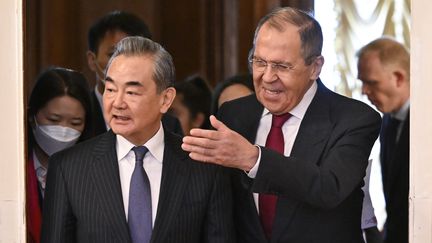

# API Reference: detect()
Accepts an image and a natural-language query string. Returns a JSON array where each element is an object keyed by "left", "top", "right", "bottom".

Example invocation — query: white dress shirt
[
  {"left": 33, "top": 150, "right": 47, "bottom": 197},
  {"left": 248, "top": 81, "right": 317, "bottom": 211},
  {"left": 116, "top": 123, "right": 164, "bottom": 226}
]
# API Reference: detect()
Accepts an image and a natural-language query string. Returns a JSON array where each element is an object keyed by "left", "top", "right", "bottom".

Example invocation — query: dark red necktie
[{"left": 259, "top": 113, "right": 291, "bottom": 240}]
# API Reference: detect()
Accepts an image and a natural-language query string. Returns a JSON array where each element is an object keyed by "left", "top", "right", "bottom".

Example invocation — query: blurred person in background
[
  {"left": 211, "top": 73, "right": 254, "bottom": 115},
  {"left": 169, "top": 75, "right": 212, "bottom": 135},
  {"left": 26, "top": 67, "right": 92, "bottom": 243},
  {"left": 357, "top": 37, "right": 410, "bottom": 243}
]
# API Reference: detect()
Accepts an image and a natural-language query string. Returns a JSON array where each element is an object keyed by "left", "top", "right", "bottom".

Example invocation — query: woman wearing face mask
[{"left": 26, "top": 67, "right": 92, "bottom": 243}]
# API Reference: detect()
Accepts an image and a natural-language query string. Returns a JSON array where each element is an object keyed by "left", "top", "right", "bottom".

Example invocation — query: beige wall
[
  {"left": 0, "top": 0, "right": 25, "bottom": 242},
  {"left": 411, "top": 0, "right": 432, "bottom": 242},
  {"left": 0, "top": 0, "right": 430, "bottom": 242}
]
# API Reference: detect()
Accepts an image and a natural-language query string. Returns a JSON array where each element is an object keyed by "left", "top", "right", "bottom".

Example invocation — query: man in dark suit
[
  {"left": 182, "top": 7, "right": 381, "bottom": 243},
  {"left": 357, "top": 37, "right": 410, "bottom": 243},
  {"left": 41, "top": 36, "right": 234, "bottom": 243},
  {"left": 86, "top": 11, "right": 182, "bottom": 137}
]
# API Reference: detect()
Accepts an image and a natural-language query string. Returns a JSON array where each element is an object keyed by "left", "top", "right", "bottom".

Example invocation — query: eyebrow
[
  {"left": 105, "top": 76, "right": 143, "bottom": 87},
  {"left": 253, "top": 55, "right": 291, "bottom": 65},
  {"left": 125, "top": 81, "right": 143, "bottom": 87}
]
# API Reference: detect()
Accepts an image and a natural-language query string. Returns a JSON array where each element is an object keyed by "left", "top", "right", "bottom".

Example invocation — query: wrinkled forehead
[{"left": 254, "top": 23, "right": 302, "bottom": 59}]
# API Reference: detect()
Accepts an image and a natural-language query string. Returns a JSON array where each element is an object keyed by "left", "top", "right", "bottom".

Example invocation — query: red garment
[
  {"left": 26, "top": 153, "right": 42, "bottom": 243},
  {"left": 259, "top": 113, "right": 291, "bottom": 240}
]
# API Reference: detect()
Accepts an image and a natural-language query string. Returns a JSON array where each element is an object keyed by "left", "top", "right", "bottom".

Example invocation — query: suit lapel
[
  {"left": 290, "top": 81, "right": 333, "bottom": 161},
  {"left": 90, "top": 131, "right": 131, "bottom": 242},
  {"left": 151, "top": 133, "right": 191, "bottom": 242},
  {"left": 272, "top": 81, "right": 333, "bottom": 242}
]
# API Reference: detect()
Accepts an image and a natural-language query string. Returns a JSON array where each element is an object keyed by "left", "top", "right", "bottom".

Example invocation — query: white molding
[{"left": 0, "top": 0, "right": 25, "bottom": 242}]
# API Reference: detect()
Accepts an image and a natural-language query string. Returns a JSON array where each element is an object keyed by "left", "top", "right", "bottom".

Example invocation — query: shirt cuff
[{"left": 246, "top": 145, "right": 261, "bottom": 178}]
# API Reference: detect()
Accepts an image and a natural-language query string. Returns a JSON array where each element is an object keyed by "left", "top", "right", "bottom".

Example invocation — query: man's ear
[
  {"left": 394, "top": 69, "right": 407, "bottom": 88},
  {"left": 87, "top": 51, "right": 97, "bottom": 72},
  {"left": 160, "top": 87, "right": 176, "bottom": 114},
  {"left": 310, "top": 55, "right": 324, "bottom": 80}
]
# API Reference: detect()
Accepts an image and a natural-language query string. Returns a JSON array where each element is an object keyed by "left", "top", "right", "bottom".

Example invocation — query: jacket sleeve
[{"left": 252, "top": 106, "right": 381, "bottom": 209}]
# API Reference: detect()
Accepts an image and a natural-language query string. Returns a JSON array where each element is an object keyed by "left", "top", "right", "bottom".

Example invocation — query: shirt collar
[
  {"left": 261, "top": 80, "right": 318, "bottom": 119},
  {"left": 32, "top": 150, "right": 46, "bottom": 170},
  {"left": 392, "top": 99, "right": 410, "bottom": 121},
  {"left": 116, "top": 122, "right": 165, "bottom": 163}
]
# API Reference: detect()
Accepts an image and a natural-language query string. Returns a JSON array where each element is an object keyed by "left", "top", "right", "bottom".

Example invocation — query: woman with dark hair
[
  {"left": 211, "top": 73, "right": 255, "bottom": 115},
  {"left": 26, "top": 67, "right": 92, "bottom": 243},
  {"left": 169, "top": 75, "right": 212, "bottom": 135}
]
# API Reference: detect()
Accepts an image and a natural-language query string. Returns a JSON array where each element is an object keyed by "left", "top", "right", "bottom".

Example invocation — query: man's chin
[{"left": 110, "top": 126, "right": 130, "bottom": 137}]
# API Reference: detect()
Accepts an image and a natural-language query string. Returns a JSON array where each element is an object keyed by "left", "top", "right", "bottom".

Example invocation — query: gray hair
[
  {"left": 252, "top": 7, "right": 323, "bottom": 65},
  {"left": 107, "top": 36, "right": 175, "bottom": 92}
]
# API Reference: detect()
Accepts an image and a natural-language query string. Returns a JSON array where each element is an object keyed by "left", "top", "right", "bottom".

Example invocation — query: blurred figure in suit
[{"left": 357, "top": 37, "right": 410, "bottom": 243}]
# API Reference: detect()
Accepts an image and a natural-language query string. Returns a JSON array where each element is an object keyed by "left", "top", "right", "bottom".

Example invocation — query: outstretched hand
[{"left": 182, "top": 115, "right": 259, "bottom": 171}]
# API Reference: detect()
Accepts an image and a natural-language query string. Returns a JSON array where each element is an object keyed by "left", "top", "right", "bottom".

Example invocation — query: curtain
[{"left": 332, "top": 0, "right": 411, "bottom": 97}]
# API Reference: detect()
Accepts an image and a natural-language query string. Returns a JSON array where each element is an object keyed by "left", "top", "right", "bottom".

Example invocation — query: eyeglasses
[{"left": 248, "top": 57, "right": 293, "bottom": 74}]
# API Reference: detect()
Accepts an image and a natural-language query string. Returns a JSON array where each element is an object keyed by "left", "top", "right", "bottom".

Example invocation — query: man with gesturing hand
[{"left": 182, "top": 7, "right": 381, "bottom": 243}]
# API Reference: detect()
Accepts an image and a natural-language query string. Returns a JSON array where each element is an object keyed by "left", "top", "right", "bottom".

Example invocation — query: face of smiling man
[
  {"left": 103, "top": 54, "right": 175, "bottom": 145},
  {"left": 252, "top": 22, "right": 323, "bottom": 115}
]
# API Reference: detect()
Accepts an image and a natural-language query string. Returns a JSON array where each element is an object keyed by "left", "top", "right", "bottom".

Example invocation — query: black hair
[
  {"left": 28, "top": 67, "right": 93, "bottom": 143},
  {"left": 174, "top": 75, "right": 212, "bottom": 129},
  {"left": 88, "top": 10, "right": 152, "bottom": 54},
  {"left": 211, "top": 73, "right": 254, "bottom": 115}
]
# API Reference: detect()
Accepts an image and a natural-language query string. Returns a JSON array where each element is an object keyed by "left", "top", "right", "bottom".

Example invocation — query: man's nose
[
  {"left": 113, "top": 92, "right": 126, "bottom": 109},
  {"left": 261, "top": 65, "right": 277, "bottom": 83}
]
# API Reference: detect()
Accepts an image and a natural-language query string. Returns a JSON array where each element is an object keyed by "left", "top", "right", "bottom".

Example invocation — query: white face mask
[{"left": 32, "top": 123, "right": 82, "bottom": 156}]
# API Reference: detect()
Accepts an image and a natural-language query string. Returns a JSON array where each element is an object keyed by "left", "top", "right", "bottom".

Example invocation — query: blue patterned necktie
[{"left": 129, "top": 146, "right": 152, "bottom": 243}]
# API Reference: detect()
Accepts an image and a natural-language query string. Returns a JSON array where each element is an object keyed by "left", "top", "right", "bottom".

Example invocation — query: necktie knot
[
  {"left": 271, "top": 113, "right": 291, "bottom": 128},
  {"left": 132, "top": 146, "right": 148, "bottom": 166}
]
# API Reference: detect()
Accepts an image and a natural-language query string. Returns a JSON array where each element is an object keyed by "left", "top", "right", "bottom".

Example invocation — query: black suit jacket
[
  {"left": 380, "top": 113, "right": 409, "bottom": 243},
  {"left": 41, "top": 130, "right": 234, "bottom": 243},
  {"left": 218, "top": 80, "right": 381, "bottom": 243},
  {"left": 91, "top": 90, "right": 184, "bottom": 137}
]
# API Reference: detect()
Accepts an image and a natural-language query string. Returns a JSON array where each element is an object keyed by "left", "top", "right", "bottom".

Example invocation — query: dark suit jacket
[
  {"left": 91, "top": 90, "right": 184, "bottom": 137},
  {"left": 380, "top": 113, "right": 409, "bottom": 243},
  {"left": 218, "top": 80, "right": 381, "bottom": 243},
  {"left": 41, "top": 130, "right": 234, "bottom": 243}
]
